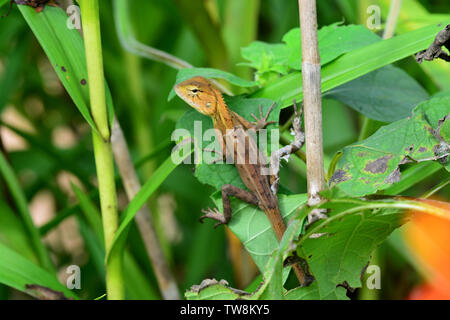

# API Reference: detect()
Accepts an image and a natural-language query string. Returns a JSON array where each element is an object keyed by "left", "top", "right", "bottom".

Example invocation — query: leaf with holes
[
  {"left": 330, "top": 96, "right": 450, "bottom": 197},
  {"left": 295, "top": 197, "right": 450, "bottom": 299}
]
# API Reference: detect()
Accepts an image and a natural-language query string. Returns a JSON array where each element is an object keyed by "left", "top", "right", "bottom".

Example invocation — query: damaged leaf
[
  {"left": 330, "top": 96, "right": 450, "bottom": 197},
  {"left": 295, "top": 197, "right": 450, "bottom": 300}
]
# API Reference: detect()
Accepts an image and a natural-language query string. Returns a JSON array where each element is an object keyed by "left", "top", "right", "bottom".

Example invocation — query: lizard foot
[
  {"left": 200, "top": 207, "right": 228, "bottom": 228},
  {"left": 251, "top": 103, "right": 277, "bottom": 130}
]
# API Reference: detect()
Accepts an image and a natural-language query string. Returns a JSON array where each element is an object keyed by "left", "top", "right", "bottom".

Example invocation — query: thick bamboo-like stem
[
  {"left": 298, "top": 0, "right": 325, "bottom": 205},
  {"left": 111, "top": 119, "right": 180, "bottom": 300},
  {"left": 79, "top": 0, "right": 124, "bottom": 300},
  {"left": 383, "top": 0, "right": 403, "bottom": 40}
]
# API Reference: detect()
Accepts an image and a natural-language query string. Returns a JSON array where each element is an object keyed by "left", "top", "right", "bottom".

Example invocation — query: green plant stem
[{"left": 79, "top": 0, "right": 124, "bottom": 300}]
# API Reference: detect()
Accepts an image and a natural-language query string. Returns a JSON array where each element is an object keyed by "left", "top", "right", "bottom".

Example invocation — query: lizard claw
[{"left": 200, "top": 207, "right": 228, "bottom": 228}]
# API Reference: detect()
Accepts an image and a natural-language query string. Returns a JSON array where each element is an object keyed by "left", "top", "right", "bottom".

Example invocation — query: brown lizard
[{"left": 175, "top": 76, "right": 308, "bottom": 285}]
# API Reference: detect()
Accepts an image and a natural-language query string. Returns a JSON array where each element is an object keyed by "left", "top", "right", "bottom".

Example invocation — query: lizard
[{"left": 175, "top": 76, "right": 309, "bottom": 285}]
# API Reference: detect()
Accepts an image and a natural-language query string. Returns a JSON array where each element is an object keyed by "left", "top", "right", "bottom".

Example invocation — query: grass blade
[
  {"left": 0, "top": 152, "right": 53, "bottom": 271},
  {"left": 252, "top": 21, "right": 450, "bottom": 107},
  {"left": 0, "top": 242, "right": 77, "bottom": 299}
]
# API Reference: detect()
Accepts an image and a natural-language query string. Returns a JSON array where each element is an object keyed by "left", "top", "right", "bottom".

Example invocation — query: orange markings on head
[{"left": 174, "top": 76, "right": 223, "bottom": 116}]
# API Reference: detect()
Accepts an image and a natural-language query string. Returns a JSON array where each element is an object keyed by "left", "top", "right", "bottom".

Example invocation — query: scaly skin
[{"left": 175, "top": 76, "right": 308, "bottom": 285}]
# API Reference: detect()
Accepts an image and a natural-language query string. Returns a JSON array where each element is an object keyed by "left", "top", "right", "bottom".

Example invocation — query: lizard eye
[{"left": 191, "top": 88, "right": 199, "bottom": 94}]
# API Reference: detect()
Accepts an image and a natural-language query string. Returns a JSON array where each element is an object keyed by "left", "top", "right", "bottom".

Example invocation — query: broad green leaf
[
  {"left": 185, "top": 279, "right": 243, "bottom": 300},
  {"left": 191, "top": 196, "right": 449, "bottom": 300},
  {"left": 213, "top": 193, "right": 308, "bottom": 273},
  {"left": 251, "top": 21, "right": 450, "bottom": 108},
  {"left": 284, "top": 282, "right": 347, "bottom": 300},
  {"left": 283, "top": 24, "right": 380, "bottom": 70},
  {"left": 168, "top": 67, "right": 257, "bottom": 100},
  {"left": 330, "top": 96, "right": 450, "bottom": 196},
  {"left": 296, "top": 197, "right": 450, "bottom": 299},
  {"left": 186, "top": 216, "right": 303, "bottom": 300},
  {"left": 250, "top": 218, "right": 303, "bottom": 300},
  {"left": 18, "top": 5, "right": 115, "bottom": 133},
  {"left": 0, "top": 242, "right": 78, "bottom": 299},
  {"left": 240, "top": 41, "right": 290, "bottom": 74},
  {"left": 325, "top": 65, "right": 429, "bottom": 122}
]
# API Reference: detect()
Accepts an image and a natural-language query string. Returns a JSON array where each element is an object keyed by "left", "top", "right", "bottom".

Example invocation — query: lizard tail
[
  {"left": 264, "top": 207, "right": 287, "bottom": 242},
  {"left": 265, "top": 207, "right": 308, "bottom": 286}
]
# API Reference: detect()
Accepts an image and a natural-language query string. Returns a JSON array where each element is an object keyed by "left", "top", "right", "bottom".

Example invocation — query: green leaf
[
  {"left": 213, "top": 193, "right": 308, "bottom": 274},
  {"left": 252, "top": 21, "right": 450, "bottom": 109},
  {"left": 325, "top": 65, "right": 429, "bottom": 122},
  {"left": 0, "top": 242, "right": 78, "bottom": 300},
  {"left": 240, "top": 41, "right": 291, "bottom": 75},
  {"left": 185, "top": 279, "right": 243, "bottom": 300},
  {"left": 0, "top": 152, "right": 53, "bottom": 271},
  {"left": 186, "top": 216, "right": 303, "bottom": 300},
  {"left": 250, "top": 218, "right": 303, "bottom": 300},
  {"left": 283, "top": 24, "right": 380, "bottom": 70},
  {"left": 330, "top": 96, "right": 450, "bottom": 196},
  {"left": 168, "top": 67, "right": 257, "bottom": 100},
  {"left": 18, "top": 5, "right": 115, "bottom": 133},
  {"left": 284, "top": 282, "right": 348, "bottom": 300},
  {"left": 0, "top": 41, "right": 26, "bottom": 113},
  {"left": 296, "top": 197, "right": 450, "bottom": 300}
]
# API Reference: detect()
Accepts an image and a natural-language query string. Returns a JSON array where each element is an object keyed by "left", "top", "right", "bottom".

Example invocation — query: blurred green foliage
[{"left": 0, "top": 0, "right": 448, "bottom": 300}]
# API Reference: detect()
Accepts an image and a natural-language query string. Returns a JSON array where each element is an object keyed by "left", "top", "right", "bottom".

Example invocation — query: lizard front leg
[
  {"left": 233, "top": 103, "right": 277, "bottom": 131},
  {"left": 269, "top": 100, "right": 305, "bottom": 194},
  {"left": 200, "top": 184, "right": 258, "bottom": 228}
]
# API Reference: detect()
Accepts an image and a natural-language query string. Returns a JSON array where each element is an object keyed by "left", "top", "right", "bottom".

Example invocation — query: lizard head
[{"left": 174, "top": 76, "right": 222, "bottom": 116}]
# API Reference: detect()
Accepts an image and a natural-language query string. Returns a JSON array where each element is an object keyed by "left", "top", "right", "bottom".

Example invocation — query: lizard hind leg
[{"left": 200, "top": 184, "right": 258, "bottom": 228}]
